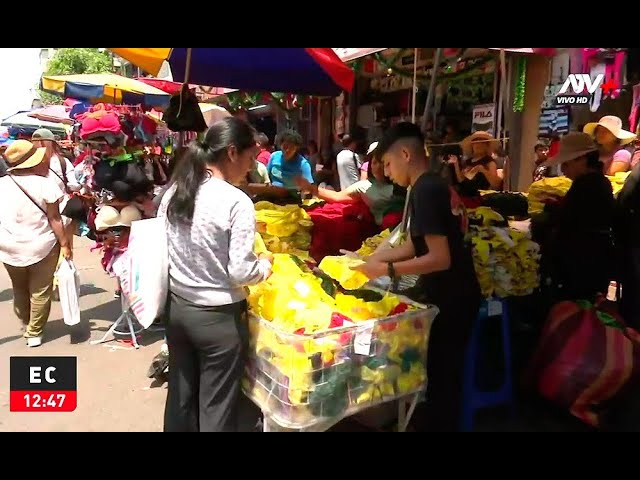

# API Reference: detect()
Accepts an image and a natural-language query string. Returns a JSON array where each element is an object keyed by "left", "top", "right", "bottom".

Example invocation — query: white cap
[{"left": 367, "top": 141, "right": 378, "bottom": 155}]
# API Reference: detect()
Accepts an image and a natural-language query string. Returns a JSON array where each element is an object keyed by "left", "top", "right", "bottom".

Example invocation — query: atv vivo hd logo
[{"left": 556, "top": 74, "right": 619, "bottom": 105}]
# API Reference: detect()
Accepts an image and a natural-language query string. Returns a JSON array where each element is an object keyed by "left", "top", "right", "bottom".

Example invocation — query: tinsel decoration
[{"left": 512, "top": 56, "right": 527, "bottom": 113}]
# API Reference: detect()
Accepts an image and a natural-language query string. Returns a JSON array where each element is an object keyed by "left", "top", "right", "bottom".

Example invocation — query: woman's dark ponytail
[
  {"left": 166, "top": 142, "right": 210, "bottom": 225},
  {"left": 166, "top": 117, "right": 258, "bottom": 225}
]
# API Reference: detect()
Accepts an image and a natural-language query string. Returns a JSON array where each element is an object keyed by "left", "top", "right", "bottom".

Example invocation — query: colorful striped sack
[{"left": 525, "top": 297, "right": 640, "bottom": 427}]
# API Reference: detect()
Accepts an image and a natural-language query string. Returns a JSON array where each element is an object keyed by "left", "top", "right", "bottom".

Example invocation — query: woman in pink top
[{"left": 584, "top": 116, "right": 637, "bottom": 175}]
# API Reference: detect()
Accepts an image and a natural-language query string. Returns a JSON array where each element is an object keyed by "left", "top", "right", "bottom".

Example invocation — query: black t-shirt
[{"left": 409, "top": 173, "right": 481, "bottom": 307}]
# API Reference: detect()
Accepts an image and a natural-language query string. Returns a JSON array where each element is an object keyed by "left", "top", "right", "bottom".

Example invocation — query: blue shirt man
[{"left": 267, "top": 130, "right": 314, "bottom": 188}]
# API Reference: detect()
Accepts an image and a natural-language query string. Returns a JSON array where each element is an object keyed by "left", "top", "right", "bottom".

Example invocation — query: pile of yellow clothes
[
  {"left": 254, "top": 201, "right": 313, "bottom": 259},
  {"left": 607, "top": 171, "right": 631, "bottom": 197},
  {"left": 355, "top": 229, "right": 392, "bottom": 257},
  {"left": 528, "top": 173, "right": 632, "bottom": 216},
  {"left": 468, "top": 207, "right": 541, "bottom": 298},
  {"left": 248, "top": 254, "right": 405, "bottom": 332},
  {"left": 244, "top": 253, "right": 430, "bottom": 424},
  {"left": 527, "top": 177, "right": 573, "bottom": 215}
]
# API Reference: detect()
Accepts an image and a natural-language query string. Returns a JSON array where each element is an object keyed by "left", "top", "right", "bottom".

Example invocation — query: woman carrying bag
[
  {"left": 158, "top": 117, "right": 273, "bottom": 432},
  {"left": 0, "top": 140, "right": 72, "bottom": 347}
]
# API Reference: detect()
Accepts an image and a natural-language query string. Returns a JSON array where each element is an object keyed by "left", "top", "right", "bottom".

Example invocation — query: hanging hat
[
  {"left": 543, "top": 132, "right": 599, "bottom": 167},
  {"left": 460, "top": 131, "right": 499, "bottom": 156},
  {"left": 583, "top": 116, "right": 636, "bottom": 145},
  {"left": 3, "top": 139, "right": 46, "bottom": 172}
]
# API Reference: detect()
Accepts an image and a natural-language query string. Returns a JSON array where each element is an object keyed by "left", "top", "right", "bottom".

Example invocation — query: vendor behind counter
[
  {"left": 535, "top": 132, "right": 616, "bottom": 304},
  {"left": 266, "top": 130, "right": 314, "bottom": 189}
]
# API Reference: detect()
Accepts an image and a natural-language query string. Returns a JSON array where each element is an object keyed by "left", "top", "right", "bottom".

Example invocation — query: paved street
[{"left": 0, "top": 238, "right": 166, "bottom": 432}]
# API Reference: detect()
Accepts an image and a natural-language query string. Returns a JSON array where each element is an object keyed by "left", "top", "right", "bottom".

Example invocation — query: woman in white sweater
[{"left": 158, "top": 117, "right": 273, "bottom": 432}]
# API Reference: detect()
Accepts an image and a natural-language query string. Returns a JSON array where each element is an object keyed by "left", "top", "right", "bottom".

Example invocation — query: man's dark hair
[
  {"left": 534, "top": 143, "right": 548, "bottom": 152},
  {"left": 257, "top": 132, "right": 270, "bottom": 148},
  {"left": 278, "top": 129, "right": 303, "bottom": 147},
  {"left": 377, "top": 122, "right": 425, "bottom": 157}
]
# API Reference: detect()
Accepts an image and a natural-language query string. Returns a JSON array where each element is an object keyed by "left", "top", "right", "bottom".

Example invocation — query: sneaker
[{"left": 26, "top": 336, "right": 43, "bottom": 348}]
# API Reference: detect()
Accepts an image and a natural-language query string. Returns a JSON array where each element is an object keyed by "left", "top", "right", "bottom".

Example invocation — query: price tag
[
  {"left": 487, "top": 299, "right": 503, "bottom": 317},
  {"left": 354, "top": 326, "right": 374, "bottom": 356}
]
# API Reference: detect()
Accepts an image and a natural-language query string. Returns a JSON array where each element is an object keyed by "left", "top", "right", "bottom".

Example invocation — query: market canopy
[
  {"left": 2, "top": 111, "right": 69, "bottom": 137},
  {"left": 41, "top": 73, "right": 171, "bottom": 108},
  {"left": 488, "top": 48, "right": 556, "bottom": 56},
  {"left": 108, "top": 48, "right": 355, "bottom": 96}
]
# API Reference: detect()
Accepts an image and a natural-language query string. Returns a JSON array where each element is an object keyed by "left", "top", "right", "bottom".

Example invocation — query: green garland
[
  {"left": 512, "top": 57, "right": 527, "bottom": 113},
  {"left": 225, "top": 91, "right": 313, "bottom": 113},
  {"left": 371, "top": 51, "right": 494, "bottom": 87}
]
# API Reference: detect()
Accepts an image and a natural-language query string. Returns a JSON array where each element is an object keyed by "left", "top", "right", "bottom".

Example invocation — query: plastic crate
[{"left": 243, "top": 292, "right": 438, "bottom": 430}]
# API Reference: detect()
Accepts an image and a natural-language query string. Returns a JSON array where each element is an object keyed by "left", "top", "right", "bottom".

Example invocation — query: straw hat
[
  {"left": 583, "top": 116, "right": 636, "bottom": 145},
  {"left": 543, "top": 132, "right": 599, "bottom": 167},
  {"left": 3, "top": 140, "right": 46, "bottom": 172},
  {"left": 461, "top": 131, "right": 499, "bottom": 156}
]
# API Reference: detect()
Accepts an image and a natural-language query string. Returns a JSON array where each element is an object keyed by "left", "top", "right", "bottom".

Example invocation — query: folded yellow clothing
[{"left": 319, "top": 256, "right": 368, "bottom": 290}]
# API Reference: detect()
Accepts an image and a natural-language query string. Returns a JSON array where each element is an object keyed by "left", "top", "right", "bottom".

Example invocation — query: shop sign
[{"left": 471, "top": 104, "right": 496, "bottom": 135}]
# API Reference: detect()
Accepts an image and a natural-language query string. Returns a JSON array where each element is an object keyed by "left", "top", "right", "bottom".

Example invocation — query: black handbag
[{"left": 163, "top": 84, "right": 208, "bottom": 133}]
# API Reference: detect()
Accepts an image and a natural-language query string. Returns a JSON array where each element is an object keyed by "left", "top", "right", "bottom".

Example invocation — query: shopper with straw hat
[
  {"left": 0, "top": 140, "right": 72, "bottom": 347},
  {"left": 583, "top": 115, "right": 637, "bottom": 175},
  {"left": 540, "top": 132, "right": 616, "bottom": 303},
  {"left": 451, "top": 131, "right": 503, "bottom": 191}
]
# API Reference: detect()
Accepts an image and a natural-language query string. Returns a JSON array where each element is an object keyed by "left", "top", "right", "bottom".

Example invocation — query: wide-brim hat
[
  {"left": 583, "top": 115, "right": 636, "bottom": 145},
  {"left": 3, "top": 139, "right": 46, "bottom": 172},
  {"left": 544, "top": 132, "right": 599, "bottom": 167},
  {"left": 461, "top": 131, "right": 499, "bottom": 156}
]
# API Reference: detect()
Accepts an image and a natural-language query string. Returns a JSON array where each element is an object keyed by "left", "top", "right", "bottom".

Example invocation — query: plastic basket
[{"left": 243, "top": 290, "right": 438, "bottom": 430}]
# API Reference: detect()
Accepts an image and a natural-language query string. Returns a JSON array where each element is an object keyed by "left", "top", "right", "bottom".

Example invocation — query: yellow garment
[
  {"left": 468, "top": 206, "right": 505, "bottom": 226},
  {"left": 319, "top": 256, "right": 368, "bottom": 290},
  {"left": 607, "top": 172, "right": 631, "bottom": 198},
  {"left": 527, "top": 177, "right": 573, "bottom": 215},
  {"left": 468, "top": 222, "right": 541, "bottom": 298},
  {"left": 254, "top": 233, "right": 268, "bottom": 255},
  {"left": 255, "top": 201, "right": 312, "bottom": 237},
  {"left": 356, "top": 229, "right": 392, "bottom": 257}
]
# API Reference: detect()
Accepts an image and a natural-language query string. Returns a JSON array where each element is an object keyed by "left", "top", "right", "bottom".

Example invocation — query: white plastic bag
[
  {"left": 55, "top": 259, "right": 81, "bottom": 326},
  {"left": 126, "top": 217, "right": 168, "bottom": 329}
]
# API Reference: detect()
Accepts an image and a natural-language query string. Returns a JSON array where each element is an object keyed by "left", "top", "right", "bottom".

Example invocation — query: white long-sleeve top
[{"left": 158, "top": 176, "right": 270, "bottom": 306}]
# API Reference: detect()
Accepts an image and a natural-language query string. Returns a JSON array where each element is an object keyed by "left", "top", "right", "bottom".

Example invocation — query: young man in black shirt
[{"left": 353, "top": 122, "right": 481, "bottom": 432}]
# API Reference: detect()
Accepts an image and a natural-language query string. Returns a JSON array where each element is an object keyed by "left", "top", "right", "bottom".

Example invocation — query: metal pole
[
  {"left": 411, "top": 48, "right": 418, "bottom": 123},
  {"left": 496, "top": 49, "right": 506, "bottom": 140},
  {"left": 420, "top": 48, "right": 442, "bottom": 132}
]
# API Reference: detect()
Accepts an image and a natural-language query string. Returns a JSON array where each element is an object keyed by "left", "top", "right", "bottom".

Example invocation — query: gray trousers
[{"left": 163, "top": 293, "right": 259, "bottom": 432}]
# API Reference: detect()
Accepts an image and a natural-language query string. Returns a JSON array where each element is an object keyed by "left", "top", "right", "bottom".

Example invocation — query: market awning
[
  {"left": 1, "top": 111, "right": 69, "bottom": 136},
  {"left": 135, "top": 77, "right": 237, "bottom": 99},
  {"left": 108, "top": 48, "right": 355, "bottom": 96},
  {"left": 488, "top": 48, "right": 556, "bottom": 56},
  {"left": 41, "top": 73, "right": 171, "bottom": 108},
  {"left": 27, "top": 105, "right": 74, "bottom": 125},
  {"left": 332, "top": 48, "right": 388, "bottom": 62}
]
